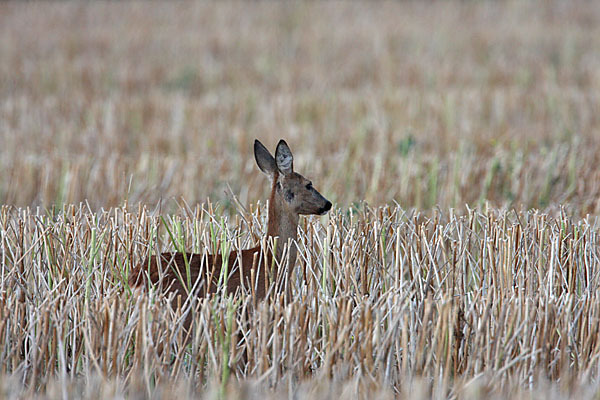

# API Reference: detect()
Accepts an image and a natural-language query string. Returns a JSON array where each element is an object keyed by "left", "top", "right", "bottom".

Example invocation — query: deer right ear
[
  {"left": 275, "top": 139, "right": 293, "bottom": 175},
  {"left": 254, "top": 139, "right": 277, "bottom": 177}
]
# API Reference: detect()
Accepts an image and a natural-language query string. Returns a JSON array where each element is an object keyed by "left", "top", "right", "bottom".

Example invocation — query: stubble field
[{"left": 1, "top": 2, "right": 600, "bottom": 399}]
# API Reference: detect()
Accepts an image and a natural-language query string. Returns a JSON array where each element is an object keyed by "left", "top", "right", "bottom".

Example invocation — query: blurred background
[{"left": 1, "top": 2, "right": 599, "bottom": 214}]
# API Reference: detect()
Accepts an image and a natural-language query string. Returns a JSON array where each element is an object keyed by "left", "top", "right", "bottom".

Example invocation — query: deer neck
[{"left": 266, "top": 177, "right": 299, "bottom": 271}]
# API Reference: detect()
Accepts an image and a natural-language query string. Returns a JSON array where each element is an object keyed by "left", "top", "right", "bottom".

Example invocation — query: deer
[{"left": 128, "top": 139, "right": 332, "bottom": 310}]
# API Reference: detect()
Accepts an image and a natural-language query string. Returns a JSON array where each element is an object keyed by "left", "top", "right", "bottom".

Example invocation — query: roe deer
[{"left": 128, "top": 139, "right": 332, "bottom": 305}]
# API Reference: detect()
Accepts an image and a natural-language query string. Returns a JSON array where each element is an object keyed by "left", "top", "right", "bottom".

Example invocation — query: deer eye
[
  {"left": 285, "top": 189, "right": 295, "bottom": 202},
  {"left": 306, "top": 183, "right": 313, "bottom": 190}
]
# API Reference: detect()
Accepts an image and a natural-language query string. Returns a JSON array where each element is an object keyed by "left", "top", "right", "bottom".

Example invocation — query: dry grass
[
  {"left": 2, "top": 204, "right": 600, "bottom": 399},
  {"left": 1, "top": 2, "right": 600, "bottom": 212},
  {"left": 1, "top": 1, "right": 600, "bottom": 399}
]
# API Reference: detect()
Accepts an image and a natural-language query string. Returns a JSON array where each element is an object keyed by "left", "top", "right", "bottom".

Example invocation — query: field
[{"left": 1, "top": 1, "right": 600, "bottom": 399}]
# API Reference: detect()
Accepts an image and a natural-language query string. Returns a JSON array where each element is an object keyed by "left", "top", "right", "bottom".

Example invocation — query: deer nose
[{"left": 319, "top": 201, "right": 332, "bottom": 215}]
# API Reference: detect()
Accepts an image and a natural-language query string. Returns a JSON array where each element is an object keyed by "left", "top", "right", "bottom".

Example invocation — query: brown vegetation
[
  {"left": 2, "top": 204, "right": 600, "bottom": 398},
  {"left": 1, "top": 2, "right": 599, "bottom": 212},
  {"left": 1, "top": 1, "right": 600, "bottom": 399}
]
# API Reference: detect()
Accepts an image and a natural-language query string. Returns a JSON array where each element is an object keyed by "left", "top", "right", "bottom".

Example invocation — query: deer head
[{"left": 254, "top": 139, "right": 332, "bottom": 217}]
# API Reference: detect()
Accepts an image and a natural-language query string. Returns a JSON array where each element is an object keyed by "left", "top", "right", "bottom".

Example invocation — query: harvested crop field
[{"left": 1, "top": 1, "right": 600, "bottom": 399}]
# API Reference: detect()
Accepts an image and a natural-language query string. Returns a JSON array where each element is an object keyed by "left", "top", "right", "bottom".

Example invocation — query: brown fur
[
  {"left": 128, "top": 139, "right": 331, "bottom": 308},
  {"left": 128, "top": 246, "right": 274, "bottom": 300}
]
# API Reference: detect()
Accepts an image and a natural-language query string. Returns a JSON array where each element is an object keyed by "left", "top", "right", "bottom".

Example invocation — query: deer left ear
[
  {"left": 275, "top": 140, "right": 293, "bottom": 175},
  {"left": 254, "top": 139, "right": 277, "bottom": 177}
]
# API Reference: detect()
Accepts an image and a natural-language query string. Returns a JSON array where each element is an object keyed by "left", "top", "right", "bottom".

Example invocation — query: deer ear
[
  {"left": 275, "top": 140, "right": 293, "bottom": 175},
  {"left": 254, "top": 140, "right": 277, "bottom": 177}
]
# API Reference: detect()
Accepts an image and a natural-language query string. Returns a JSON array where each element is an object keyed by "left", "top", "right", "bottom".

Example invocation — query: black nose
[{"left": 319, "top": 201, "right": 332, "bottom": 214}]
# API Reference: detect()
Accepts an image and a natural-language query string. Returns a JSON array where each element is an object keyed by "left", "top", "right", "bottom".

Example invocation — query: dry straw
[
  {"left": 2, "top": 1, "right": 600, "bottom": 398},
  {"left": 1, "top": 203, "right": 600, "bottom": 398}
]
